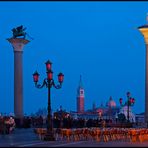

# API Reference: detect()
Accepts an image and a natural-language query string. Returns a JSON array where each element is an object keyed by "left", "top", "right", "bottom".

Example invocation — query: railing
[{"left": 34, "top": 127, "right": 148, "bottom": 142}]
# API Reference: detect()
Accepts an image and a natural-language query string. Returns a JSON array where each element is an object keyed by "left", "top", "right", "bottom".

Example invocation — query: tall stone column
[
  {"left": 138, "top": 25, "right": 148, "bottom": 127},
  {"left": 7, "top": 38, "right": 30, "bottom": 119}
]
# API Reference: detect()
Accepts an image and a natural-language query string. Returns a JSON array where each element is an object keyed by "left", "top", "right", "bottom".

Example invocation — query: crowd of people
[
  {"left": 53, "top": 117, "right": 110, "bottom": 129},
  {"left": 0, "top": 115, "right": 42, "bottom": 134},
  {"left": 0, "top": 115, "right": 15, "bottom": 134},
  {"left": 0, "top": 114, "right": 133, "bottom": 135}
]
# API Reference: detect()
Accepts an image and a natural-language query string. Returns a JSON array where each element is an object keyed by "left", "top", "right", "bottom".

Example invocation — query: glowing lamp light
[
  {"left": 47, "top": 70, "right": 53, "bottom": 80},
  {"left": 58, "top": 73, "right": 64, "bottom": 83},
  {"left": 132, "top": 98, "right": 135, "bottom": 104},
  {"left": 119, "top": 98, "right": 123, "bottom": 104},
  {"left": 98, "top": 111, "right": 102, "bottom": 117},
  {"left": 130, "top": 98, "right": 133, "bottom": 103},
  {"left": 33, "top": 71, "right": 39, "bottom": 82},
  {"left": 45, "top": 60, "right": 52, "bottom": 71}
]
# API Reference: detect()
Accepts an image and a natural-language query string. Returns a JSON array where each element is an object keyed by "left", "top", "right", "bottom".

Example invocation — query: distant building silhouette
[
  {"left": 70, "top": 77, "right": 137, "bottom": 123},
  {"left": 77, "top": 75, "right": 84, "bottom": 113},
  {"left": 71, "top": 95, "right": 137, "bottom": 123}
]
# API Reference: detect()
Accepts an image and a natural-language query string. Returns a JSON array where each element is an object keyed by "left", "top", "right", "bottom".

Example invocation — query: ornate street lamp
[
  {"left": 58, "top": 73, "right": 64, "bottom": 84},
  {"left": 33, "top": 60, "right": 64, "bottom": 141},
  {"left": 45, "top": 60, "right": 52, "bottom": 71},
  {"left": 33, "top": 71, "right": 39, "bottom": 83},
  {"left": 119, "top": 92, "right": 135, "bottom": 123}
]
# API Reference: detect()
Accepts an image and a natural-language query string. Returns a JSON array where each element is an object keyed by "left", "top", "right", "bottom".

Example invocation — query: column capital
[
  {"left": 138, "top": 28, "right": 148, "bottom": 44},
  {"left": 7, "top": 38, "right": 30, "bottom": 52}
]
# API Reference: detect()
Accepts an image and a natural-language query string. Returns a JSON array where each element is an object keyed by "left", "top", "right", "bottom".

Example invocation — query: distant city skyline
[{"left": 0, "top": 1, "right": 148, "bottom": 115}]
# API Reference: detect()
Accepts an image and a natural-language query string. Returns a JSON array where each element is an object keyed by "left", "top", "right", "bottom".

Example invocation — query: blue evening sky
[{"left": 0, "top": 1, "right": 147, "bottom": 115}]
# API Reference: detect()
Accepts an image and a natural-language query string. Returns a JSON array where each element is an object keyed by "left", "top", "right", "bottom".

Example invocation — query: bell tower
[{"left": 77, "top": 75, "right": 84, "bottom": 113}]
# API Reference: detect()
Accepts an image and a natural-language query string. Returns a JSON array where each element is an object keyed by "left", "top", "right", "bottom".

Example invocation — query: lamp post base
[{"left": 44, "top": 132, "right": 55, "bottom": 141}]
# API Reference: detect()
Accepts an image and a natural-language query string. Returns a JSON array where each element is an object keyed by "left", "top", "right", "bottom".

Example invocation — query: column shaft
[
  {"left": 7, "top": 38, "right": 29, "bottom": 119},
  {"left": 145, "top": 44, "right": 148, "bottom": 125},
  {"left": 14, "top": 51, "right": 23, "bottom": 118}
]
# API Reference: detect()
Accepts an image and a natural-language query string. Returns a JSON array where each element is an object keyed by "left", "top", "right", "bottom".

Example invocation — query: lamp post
[
  {"left": 33, "top": 60, "right": 64, "bottom": 141},
  {"left": 119, "top": 92, "right": 135, "bottom": 123}
]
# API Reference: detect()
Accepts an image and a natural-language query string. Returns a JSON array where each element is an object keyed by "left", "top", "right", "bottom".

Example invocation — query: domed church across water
[{"left": 70, "top": 76, "right": 136, "bottom": 123}]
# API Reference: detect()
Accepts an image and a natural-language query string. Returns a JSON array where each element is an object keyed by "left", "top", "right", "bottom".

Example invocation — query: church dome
[{"left": 107, "top": 96, "right": 116, "bottom": 107}]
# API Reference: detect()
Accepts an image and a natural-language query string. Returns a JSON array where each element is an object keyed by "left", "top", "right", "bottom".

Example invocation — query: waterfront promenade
[{"left": 0, "top": 128, "right": 148, "bottom": 147}]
